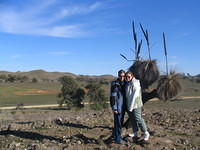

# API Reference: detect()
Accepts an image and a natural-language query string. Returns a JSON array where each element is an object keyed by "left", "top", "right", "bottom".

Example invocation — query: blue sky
[{"left": 0, "top": 0, "right": 199, "bottom": 76}]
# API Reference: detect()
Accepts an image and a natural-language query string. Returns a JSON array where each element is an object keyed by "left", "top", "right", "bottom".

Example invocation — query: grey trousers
[{"left": 128, "top": 107, "right": 147, "bottom": 133}]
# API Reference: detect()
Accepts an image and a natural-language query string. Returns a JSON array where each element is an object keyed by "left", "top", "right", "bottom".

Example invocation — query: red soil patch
[{"left": 14, "top": 89, "right": 58, "bottom": 95}]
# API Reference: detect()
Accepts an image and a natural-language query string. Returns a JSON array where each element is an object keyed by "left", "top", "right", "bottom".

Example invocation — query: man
[
  {"left": 110, "top": 69, "right": 126, "bottom": 144},
  {"left": 125, "top": 71, "right": 150, "bottom": 141}
]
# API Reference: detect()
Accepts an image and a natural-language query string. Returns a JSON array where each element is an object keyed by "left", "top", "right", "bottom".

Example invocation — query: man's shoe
[{"left": 128, "top": 132, "right": 138, "bottom": 138}]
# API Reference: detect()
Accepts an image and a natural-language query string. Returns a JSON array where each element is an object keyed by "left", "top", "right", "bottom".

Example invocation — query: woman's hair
[{"left": 125, "top": 71, "right": 133, "bottom": 76}]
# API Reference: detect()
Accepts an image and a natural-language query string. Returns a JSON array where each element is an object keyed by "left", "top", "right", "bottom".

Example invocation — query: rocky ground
[{"left": 0, "top": 99, "right": 200, "bottom": 150}]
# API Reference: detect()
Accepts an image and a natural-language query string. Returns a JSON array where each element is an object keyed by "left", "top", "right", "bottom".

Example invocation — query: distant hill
[
  {"left": 0, "top": 69, "right": 115, "bottom": 82},
  {"left": 195, "top": 74, "right": 200, "bottom": 77},
  {"left": 19, "top": 69, "right": 77, "bottom": 80},
  {"left": 0, "top": 70, "right": 199, "bottom": 97}
]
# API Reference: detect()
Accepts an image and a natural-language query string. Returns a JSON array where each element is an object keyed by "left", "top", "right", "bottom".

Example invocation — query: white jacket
[{"left": 125, "top": 78, "right": 143, "bottom": 112}]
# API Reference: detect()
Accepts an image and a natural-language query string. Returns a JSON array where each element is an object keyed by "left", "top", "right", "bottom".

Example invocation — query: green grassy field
[
  {"left": 0, "top": 76, "right": 199, "bottom": 107},
  {"left": 145, "top": 98, "right": 200, "bottom": 110},
  {"left": 0, "top": 83, "right": 61, "bottom": 107}
]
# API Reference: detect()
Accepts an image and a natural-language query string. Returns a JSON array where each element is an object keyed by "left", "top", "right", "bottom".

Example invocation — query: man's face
[{"left": 118, "top": 72, "right": 125, "bottom": 81}]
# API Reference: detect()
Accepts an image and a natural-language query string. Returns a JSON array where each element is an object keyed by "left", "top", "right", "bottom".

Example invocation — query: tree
[
  {"left": 85, "top": 82, "right": 108, "bottom": 110},
  {"left": 0, "top": 74, "right": 7, "bottom": 82},
  {"left": 58, "top": 76, "right": 85, "bottom": 108},
  {"left": 72, "top": 88, "right": 85, "bottom": 107},
  {"left": 20, "top": 75, "right": 29, "bottom": 82},
  {"left": 32, "top": 78, "right": 38, "bottom": 83},
  {"left": 7, "top": 74, "right": 16, "bottom": 82},
  {"left": 196, "top": 78, "right": 200, "bottom": 83}
]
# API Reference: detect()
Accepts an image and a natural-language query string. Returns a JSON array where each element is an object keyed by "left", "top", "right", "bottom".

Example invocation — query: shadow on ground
[
  {"left": 55, "top": 120, "right": 112, "bottom": 130},
  {"left": 66, "top": 133, "right": 99, "bottom": 144},
  {"left": 0, "top": 130, "right": 63, "bottom": 143}
]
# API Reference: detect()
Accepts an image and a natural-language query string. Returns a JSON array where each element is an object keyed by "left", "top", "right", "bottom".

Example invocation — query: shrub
[
  {"left": 196, "top": 78, "right": 200, "bottom": 83},
  {"left": 16, "top": 103, "right": 24, "bottom": 110},
  {"left": 85, "top": 82, "right": 108, "bottom": 110},
  {"left": 58, "top": 76, "right": 85, "bottom": 108},
  {"left": 32, "top": 78, "right": 38, "bottom": 83}
]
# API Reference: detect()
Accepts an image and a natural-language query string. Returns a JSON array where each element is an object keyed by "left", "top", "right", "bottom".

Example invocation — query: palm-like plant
[
  {"left": 121, "top": 22, "right": 181, "bottom": 101},
  {"left": 156, "top": 33, "right": 181, "bottom": 101},
  {"left": 121, "top": 21, "right": 159, "bottom": 89}
]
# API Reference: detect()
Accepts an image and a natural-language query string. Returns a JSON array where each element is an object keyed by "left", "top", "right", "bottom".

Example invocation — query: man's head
[
  {"left": 118, "top": 69, "right": 125, "bottom": 81},
  {"left": 125, "top": 71, "right": 134, "bottom": 82}
]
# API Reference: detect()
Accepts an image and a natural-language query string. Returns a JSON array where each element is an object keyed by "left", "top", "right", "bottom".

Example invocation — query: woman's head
[{"left": 125, "top": 71, "right": 134, "bottom": 82}]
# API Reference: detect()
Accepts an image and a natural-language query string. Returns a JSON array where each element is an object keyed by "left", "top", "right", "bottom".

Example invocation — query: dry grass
[
  {"left": 157, "top": 71, "right": 181, "bottom": 101},
  {"left": 129, "top": 60, "right": 159, "bottom": 89}
]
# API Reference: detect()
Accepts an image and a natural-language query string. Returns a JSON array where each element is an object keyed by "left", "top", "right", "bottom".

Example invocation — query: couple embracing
[{"left": 110, "top": 69, "right": 150, "bottom": 144}]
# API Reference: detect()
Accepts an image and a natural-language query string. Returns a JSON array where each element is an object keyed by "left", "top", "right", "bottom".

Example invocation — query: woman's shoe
[{"left": 143, "top": 131, "right": 150, "bottom": 141}]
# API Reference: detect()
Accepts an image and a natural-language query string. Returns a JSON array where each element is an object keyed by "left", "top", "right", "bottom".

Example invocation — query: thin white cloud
[
  {"left": 48, "top": 51, "right": 68, "bottom": 56},
  {"left": 57, "top": 2, "right": 102, "bottom": 18},
  {"left": 159, "top": 61, "right": 179, "bottom": 73},
  {"left": 36, "top": 25, "right": 88, "bottom": 38},
  {"left": 176, "top": 32, "right": 191, "bottom": 39},
  {"left": 10, "top": 54, "right": 22, "bottom": 59},
  {"left": 170, "top": 56, "right": 177, "bottom": 59},
  {"left": 0, "top": 0, "right": 102, "bottom": 38},
  {"left": 169, "top": 62, "right": 178, "bottom": 66}
]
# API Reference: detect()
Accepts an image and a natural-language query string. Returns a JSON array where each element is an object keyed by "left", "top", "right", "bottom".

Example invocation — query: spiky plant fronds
[
  {"left": 157, "top": 33, "right": 181, "bottom": 101},
  {"left": 120, "top": 21, "right": 143, "bottom": 62},
  {"left": 132, "top": 21, "right": 138, "bottom": 55},
  {"left": 129, "top": 60, "right": 159, "bottom": 89},
  {"left": 163, "top": 32, "right": 169, "bottom": 75},
  {"left": 157, "top": 71, "right": 181, "bottom": 101},
  {"left": 140, "top": 24, "right": 151, "bottom": 60},
  {"left": 120, "top": 54, "right": 134, "bottom": 62}
]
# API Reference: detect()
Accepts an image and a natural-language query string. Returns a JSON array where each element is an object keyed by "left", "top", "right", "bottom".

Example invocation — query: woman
[{"left": 125, "top": 71, "right": 150, "bottom": 141}]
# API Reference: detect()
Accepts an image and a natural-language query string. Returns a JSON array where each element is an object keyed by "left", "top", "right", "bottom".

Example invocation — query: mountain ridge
[{"left": 0, "top": 69, "right": 115, "bottom": 81}]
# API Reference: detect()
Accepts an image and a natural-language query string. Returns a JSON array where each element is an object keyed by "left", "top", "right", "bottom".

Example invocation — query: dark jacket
[{"left": 110, "top": 79, "right": 125, "bottom": 113}]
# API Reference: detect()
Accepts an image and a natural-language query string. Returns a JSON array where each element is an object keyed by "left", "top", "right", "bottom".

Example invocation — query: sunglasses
[
  {"left": 119, "top": 75, "right": 125, "bottom": 77},
  {"left": 126, "top": 76, "right": 132, "bottom": 79}
]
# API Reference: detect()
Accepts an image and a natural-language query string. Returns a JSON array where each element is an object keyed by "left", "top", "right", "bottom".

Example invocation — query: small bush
[
  {"left": 196, "top": 78, "right": 200, "bottom": 83},
  {"left": 16, "top": 103, "right": 24, "bottom": 110},
  {"left": 85, "top": 82, "right": 108, "bottom": 110},
  {"left": 58, "top": 76, "right": 85, "bottom": 108}
]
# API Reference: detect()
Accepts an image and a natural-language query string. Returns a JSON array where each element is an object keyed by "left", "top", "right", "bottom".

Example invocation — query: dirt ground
[{"left": 0, "top": 99, "right": 200, "bottom": 150}]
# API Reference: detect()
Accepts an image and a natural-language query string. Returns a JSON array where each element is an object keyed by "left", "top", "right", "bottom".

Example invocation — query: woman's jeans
[{"left": 128, "top": 107, "right": 147, "bottom": 133}]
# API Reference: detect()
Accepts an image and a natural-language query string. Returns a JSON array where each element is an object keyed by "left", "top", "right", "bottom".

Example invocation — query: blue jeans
[{"left": 113, "top": 111, "right": 125, "bottom": 143}]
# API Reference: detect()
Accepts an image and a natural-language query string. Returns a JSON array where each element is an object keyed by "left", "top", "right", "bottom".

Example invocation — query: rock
[
  {"left": 76, "top": 116, "right": 81, "bottom": 120},
  {"left": 54, "top": 117, "right": 63, "bottom": 125},
  {"left": 15, "top": 143, "right": 21, "bottom": 147},
  {"left": 62, "top": 147, "right": 68, "bottom": 150},
  {"left": 179, "top": 138, "right": 189, "bottom": 145},
  {"left": 7, "top": 124, "right": 11, "bottom": 131},
  {"left": 27, "top": 144, "right": 37, "bottom": 150},
  {"left": 165, "top": 118, "right": 170, "bottom": 123},
  {"left": 164, "top": 139, "right": 173, "bottom": 144},
  {"left": 161, "top": 146, "right": 168, "bottom": 150},
  {"left": 196, "top": 131, "right": 200, "bottom": 137},
  {"left": 64, "top": 139, "right": 70, "bottom": 143}
]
